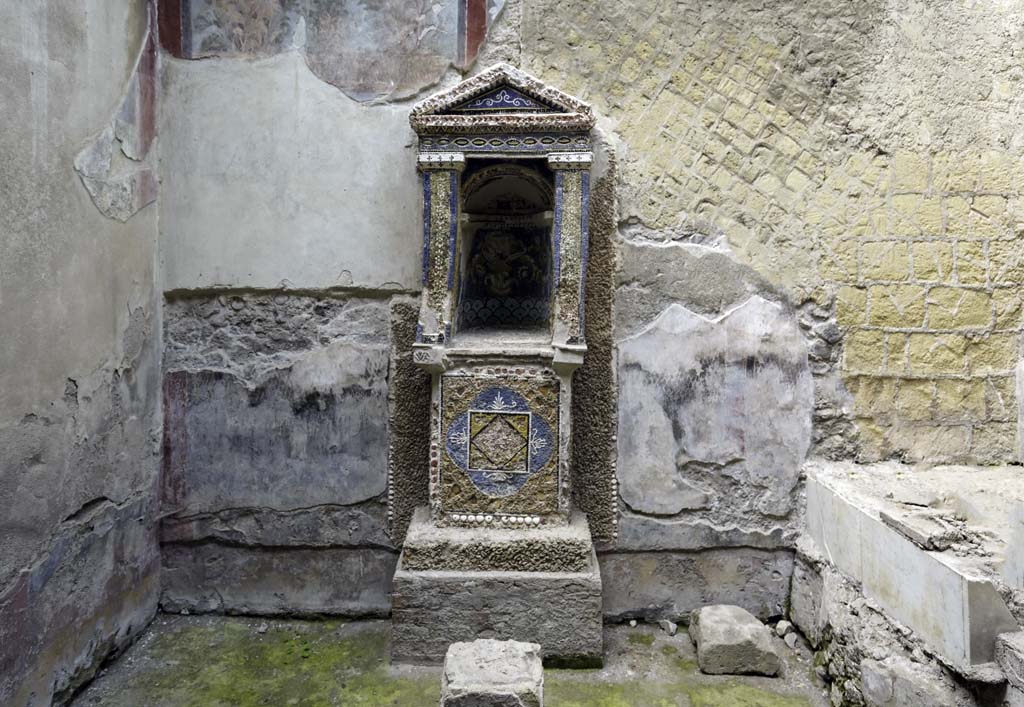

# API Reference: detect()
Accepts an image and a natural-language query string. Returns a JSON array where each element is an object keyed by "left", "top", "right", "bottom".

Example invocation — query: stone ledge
[
  {"left": 804, "top": 461, "right": 1020, "bottom": 672},
  {"left": 401, "top": 507, "right": 593, "bottom": 572},
  {"left": 997, "top": 632, "right": 1024, "bottom": 691}
]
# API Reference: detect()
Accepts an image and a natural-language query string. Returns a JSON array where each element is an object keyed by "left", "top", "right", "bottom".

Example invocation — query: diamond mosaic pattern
[{"left": 469, "top": 411, "right": 530, "bottom": 472}]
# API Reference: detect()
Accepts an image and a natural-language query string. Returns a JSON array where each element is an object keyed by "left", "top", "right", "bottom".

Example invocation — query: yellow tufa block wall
[
  {"left": 823, "top": 152, "right": 1023, "bottom": 462},
  {"left": 522, "top": 0, "right": 1023, "bottom": 463}
]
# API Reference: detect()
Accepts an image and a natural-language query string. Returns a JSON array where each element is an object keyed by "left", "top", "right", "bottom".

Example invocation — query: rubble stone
[
  {"left": 441, "top": 639, "right": 544, "bottom": 707},
  {"left": 860, "top": 658, "right": 957, "bottom": 707},
  {"left": 997, "top": 632, "right": 1024, "bottom": 691},
  {"left": 688, "top": 604, "right": 781, "bottom": 676}
]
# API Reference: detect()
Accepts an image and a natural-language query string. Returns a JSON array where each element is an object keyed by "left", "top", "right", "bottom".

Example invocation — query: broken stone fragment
[
  {"left": 441, "top": 639, "right": 543, "bottom": 707},
  {"left": 775, "top": 620, "right": 794, "bottom": 637},
  {"left": 688, "top": 605, "right": 781, "bottom": 677},
  {"left": 885, "top": 485, "right": 941, "bottom": 508},
  {"left": 997, "top": 632, "right": 1024, "bottom": 691},
  {"left": 878, "top": 509, "right": 960, "bottom": 551},
  {"left": 658, "top": 619, "right": 678, "bottom": 636},
  {"left": 860, "top": 657, "right": 958, "bottom": 707}
]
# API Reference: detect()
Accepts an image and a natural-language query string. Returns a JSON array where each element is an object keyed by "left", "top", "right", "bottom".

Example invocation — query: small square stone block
[{"left": 441, "top": 639, "right": 544, "bottom": 707}]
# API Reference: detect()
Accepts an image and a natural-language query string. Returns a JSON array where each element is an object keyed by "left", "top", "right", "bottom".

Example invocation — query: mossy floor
[{"left": 73, "top": 616, "right": 829, "bottom": 707}]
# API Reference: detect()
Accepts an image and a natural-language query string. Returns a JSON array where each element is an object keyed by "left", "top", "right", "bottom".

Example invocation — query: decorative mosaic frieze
[
  {"left": 438, "top": 369, "right": 561, "bottom": 518},
  {"left": 419, "top": 133, "right": 592, "bottom": 154},
  {"left": 453, "top": 86, "right": 556, "bottom": 113}
]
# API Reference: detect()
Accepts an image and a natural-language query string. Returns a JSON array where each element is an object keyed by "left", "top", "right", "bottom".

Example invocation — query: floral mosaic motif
[
  {"left": 445, "top": 386, "right": 554, "bottom": 498},
  {"left": 453, "top": 86, "right": 553, "bottom": 113}
]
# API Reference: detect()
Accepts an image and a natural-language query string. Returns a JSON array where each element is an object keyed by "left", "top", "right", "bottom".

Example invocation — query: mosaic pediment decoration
[
  {"left": 452, "top": 86, "right": 556, "bottom": 113},
  {"left": 410, "top": 63, "right": 594, "bottom": 134},
  {"left": 445, "top": 386, "right": 555, "bottom": 498}
]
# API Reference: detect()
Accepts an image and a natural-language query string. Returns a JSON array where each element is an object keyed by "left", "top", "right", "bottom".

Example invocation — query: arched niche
[{"left": 455, "top": 161, "right": 555, "bottom": 335}]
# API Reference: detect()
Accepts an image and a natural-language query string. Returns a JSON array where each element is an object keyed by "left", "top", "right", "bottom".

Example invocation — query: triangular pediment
[
  {"left": 410, "top": 64, "right": 594, "bottom": 134},
  {"left": 450, "top": 85, "right": 557, "bottom": 113}
]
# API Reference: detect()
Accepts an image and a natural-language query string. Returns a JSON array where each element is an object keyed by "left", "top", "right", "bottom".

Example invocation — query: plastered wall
[{"left": 0, "top": 1, "right": 162, "bottom": 704}]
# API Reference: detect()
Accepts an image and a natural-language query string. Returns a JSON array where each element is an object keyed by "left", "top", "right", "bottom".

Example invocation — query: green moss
[
  {"left": 546, "top": 677, "right": 812, "bottom": 707},
  {"left": 113, "top": 620, "right": 438, "bottom": 707},
  {"left": 545, "top": 678, "right": 684, "bottom": 706},
  {"left": 626, "top": 632, "right": 656, "bottom": 647},
  {"left": 687, "top": 683, "right": 811, "bottom": 707},
  {"left": 657, "top": 642, "right": 697, "bottom": 673},
  {"left": 88, "top": 619, "right": 816, "bottom": 707}
]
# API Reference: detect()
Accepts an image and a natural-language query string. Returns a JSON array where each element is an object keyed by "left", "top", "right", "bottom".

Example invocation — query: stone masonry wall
[
  {"left": 520, "top": 0, "right": 1024, "bottom": 466},
  {"left": 143, "top": 0, "right": 1022, "bottom": 629}
]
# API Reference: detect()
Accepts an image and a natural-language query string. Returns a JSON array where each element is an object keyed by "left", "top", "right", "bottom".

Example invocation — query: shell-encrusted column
[
  {"left": 416, "top": 152, "right": 465, "bottom": 344},
  {"left": 548, "top": 152, "right": 593, "bottom": 348}
]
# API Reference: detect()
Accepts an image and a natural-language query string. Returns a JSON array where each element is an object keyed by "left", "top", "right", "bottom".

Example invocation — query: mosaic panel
[
  {"left": 458, "top": 225, "right": 551, "bottom": 330},
  {"left": 440, "top": 372, "right": 559, "bottom": 516},
  {"left": 555, "top": 169, "right": 584, "bottom": 342},
  {"left": 419, "top": 168, "right": 459, "bottom": 343}
]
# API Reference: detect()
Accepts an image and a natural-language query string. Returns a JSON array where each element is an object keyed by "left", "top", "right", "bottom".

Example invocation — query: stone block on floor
[
  {"left": 688, "top": 604, "right": 780, "bottom": 677},
  {"left": 441, "top": 639, "right": 544, "bottom": 707}
]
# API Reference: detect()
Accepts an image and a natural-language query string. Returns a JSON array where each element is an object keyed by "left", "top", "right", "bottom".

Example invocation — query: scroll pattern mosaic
[
  {"left": 453, "top": 86, "right": 555, "bottom": 113},
  {"left": 440, "top": 372, "right": 559, "bottom": 515},
  {"left": 419, "top": 133, "right": 592, "bottom": 154}
]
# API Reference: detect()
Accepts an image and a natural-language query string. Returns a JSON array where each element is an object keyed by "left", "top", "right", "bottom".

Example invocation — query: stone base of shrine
[
  {"left": 400, "top": 507, "right": 594, "bottom": 573},
  {"left": 390, "top": 512, "right": 603, "bottom": 667}
]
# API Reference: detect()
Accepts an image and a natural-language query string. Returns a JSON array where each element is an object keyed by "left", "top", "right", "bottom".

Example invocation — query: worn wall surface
[
  {"left": 149, "top": 0, "right": 1022, "bottom": 628},
  {"left": 0, "top": 1, "right": 162, "bottom": 704},
  {"left": 160, "top": 293, "right": 399, "bottom": 615},
  {"left": 157, "top": 0, "right": 509, "bottom": 293},
  {"left": 521, "top": 0, "right": 1024, "bottom": 467}
]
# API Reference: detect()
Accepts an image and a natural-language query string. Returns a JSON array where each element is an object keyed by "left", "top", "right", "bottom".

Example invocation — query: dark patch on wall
[
  {"left": 162, "top": 371, "right": 189, "bottom": 509},
  {"left": 571, "top": 167, "right": 618, "bottom": 546},
  {"left": 386, "top": 296, "right": 432, "bottom": 544},
  {"left": 599, "top": 547, "right": 793, "bottom": 623},
  {"left": 160, "top": 292, "right": 395, "bottom": 616},
  {"left": 160, "top": 369, "right": 387, "bottom": 514},
  {"left": 0, "top": 299, "right": 161, "bottom": 705},
  {"left": 463, "top": 0, "right": 489, "bottom": 65},
  {"left": 158, "top": 0, "right": 186, "bottom": 57}
]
